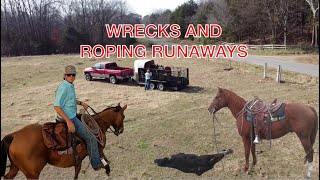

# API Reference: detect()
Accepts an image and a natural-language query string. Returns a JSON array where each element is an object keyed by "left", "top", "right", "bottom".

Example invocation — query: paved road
[
  {"left": 146, "top": 38, "right": 319, "bottom": 77},
  {"left": 234, "top": 54, "right": 319, "bottom": 77},
  {"left": 232, "top": 55, "right": 319, "bottom": 77}
]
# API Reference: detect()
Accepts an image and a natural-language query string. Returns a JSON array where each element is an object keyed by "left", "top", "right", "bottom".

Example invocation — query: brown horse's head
[
  {"left": 97, "top": 103, "right": 127, "bottom": 136},
  {"left": 208, "top": 87, "right": 228, "bottom": 114}
]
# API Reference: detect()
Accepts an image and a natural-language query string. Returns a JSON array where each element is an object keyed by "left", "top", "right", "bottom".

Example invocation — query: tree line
[
  {"left": 1, "top": 0, "right": 140, "bottom": 56},
  {"left": 1, "top": 0, "right": 319, "bottom": 56},
  {"left": 143, "top": 0, "right": 319, "bottom": 47}
]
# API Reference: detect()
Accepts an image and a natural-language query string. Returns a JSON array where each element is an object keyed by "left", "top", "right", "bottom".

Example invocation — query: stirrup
[{"left": 253, "top": 135, "right": 261, "bottom": 144}]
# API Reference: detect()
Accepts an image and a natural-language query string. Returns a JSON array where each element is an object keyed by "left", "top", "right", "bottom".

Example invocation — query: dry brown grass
[{"left": 1, "top": 53, "right": 319, "bottom": 179}]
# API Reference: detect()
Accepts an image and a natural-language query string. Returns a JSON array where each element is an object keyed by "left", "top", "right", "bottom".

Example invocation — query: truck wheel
[
  {"left": 85, "top": 74, "right": 92, "bottom": 81},
  {"left": 110, "top": 76, "right": 117, "bottom": 84},
  {"left": 157, "top": 83, "right": 165, "bottom": 91},
  {"left": 149, "top": 82, "right": 155, "bottom": 90}
]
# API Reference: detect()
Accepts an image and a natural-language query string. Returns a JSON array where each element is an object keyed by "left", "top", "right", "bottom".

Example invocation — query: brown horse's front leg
[
  {"left": 251, "top": 144, "right": 257, "bottom": 166},
  {"left": 242, "top": 136, "right": 251, "bottom": 171},
  {"left": 73, "top": 160, "right": 82, "bottom": 180},
  {"left": 100, "top": 152, "right": 111, "bottom": 176}
]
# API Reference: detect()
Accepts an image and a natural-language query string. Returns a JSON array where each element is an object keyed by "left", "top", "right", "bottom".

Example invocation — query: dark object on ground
[
  {"left": 154, "top": 149, "right": 233, "bottom": 176},
  {"left": 223, "top": 67, "right": 233, "bottom": 71}
]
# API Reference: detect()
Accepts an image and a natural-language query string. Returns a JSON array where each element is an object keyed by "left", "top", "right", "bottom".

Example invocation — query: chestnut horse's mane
[{"left": 221, "top": 88, "right": 246, "bottom": 109}]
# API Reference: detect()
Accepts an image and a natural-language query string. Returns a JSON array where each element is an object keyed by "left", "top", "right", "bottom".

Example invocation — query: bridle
[
  {"left": 209, "top": 96, "right": 221, "bottom": 115},
  {"left": 106, "top": 122, "right": 123, "bottom": 136}
]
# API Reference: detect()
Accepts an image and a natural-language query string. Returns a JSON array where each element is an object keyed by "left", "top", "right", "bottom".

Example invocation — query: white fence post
[
  {"left": 264, "top": 63, "right": 267, "bottom": 78},
  {"left": 276, "top": 65, "right": 281, "bottom": 83},
  {"left": 279, "top": 65, "right": 282, "bottom": 81}
]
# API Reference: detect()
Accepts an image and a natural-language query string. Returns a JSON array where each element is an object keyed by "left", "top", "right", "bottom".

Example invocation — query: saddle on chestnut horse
[{"left": 245, "top": 97, "right": 286, "bottom": 139}]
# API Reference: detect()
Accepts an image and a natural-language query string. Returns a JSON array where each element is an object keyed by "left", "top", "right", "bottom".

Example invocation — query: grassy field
[{"left": 1, "top": 53, "right": 319, "bottom": 179}]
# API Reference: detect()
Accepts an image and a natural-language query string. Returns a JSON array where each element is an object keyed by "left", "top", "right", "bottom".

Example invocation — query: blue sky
[{"left": 126, "top": 0, "right": 189, "bottom": 17}]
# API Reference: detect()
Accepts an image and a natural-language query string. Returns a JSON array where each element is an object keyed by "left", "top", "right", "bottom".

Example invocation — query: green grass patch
[{"left": 137, "top": 139, "right": 149, "bottom": 150}]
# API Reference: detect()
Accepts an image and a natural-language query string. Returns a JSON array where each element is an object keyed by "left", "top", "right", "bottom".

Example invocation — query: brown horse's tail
[
  {"left": 310, "top": 107, "right": 319, "bottom": 146},
  {"left": 0, "top": 134, "right": 13, "bottom": 177}
]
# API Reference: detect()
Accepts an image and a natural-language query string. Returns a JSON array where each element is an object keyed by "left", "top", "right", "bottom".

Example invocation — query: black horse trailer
[{"left": 133, "top": 60, "right": 189, "bottom": 91}]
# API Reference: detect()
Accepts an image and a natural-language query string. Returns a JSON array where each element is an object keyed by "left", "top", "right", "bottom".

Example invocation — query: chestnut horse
[
  {"left": 1, "top": 103, "right": 127, "bottom": 179},
  {"left": 208, "top": 88, "right": 318, "bottom": 178}
]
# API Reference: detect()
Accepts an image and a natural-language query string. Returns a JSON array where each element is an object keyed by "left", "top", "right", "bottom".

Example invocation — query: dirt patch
[{"left": 1, "top": 54, "right": 319, "bottom": 179}]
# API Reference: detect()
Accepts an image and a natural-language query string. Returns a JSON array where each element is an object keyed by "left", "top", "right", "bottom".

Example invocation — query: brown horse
[
  {"left": 208, "top": 88, "right": 318, "bottom": 178},
  {"left": 0, "top": 103, "right": 127, "bottom": 179}
]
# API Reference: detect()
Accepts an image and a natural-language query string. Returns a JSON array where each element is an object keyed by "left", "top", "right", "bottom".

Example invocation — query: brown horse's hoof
[
  {"left": 243, "top": 166, "right": 249, "bottom": 172},
  {"left": 105, "top": 164, "right": 110, "bottom": 176}
]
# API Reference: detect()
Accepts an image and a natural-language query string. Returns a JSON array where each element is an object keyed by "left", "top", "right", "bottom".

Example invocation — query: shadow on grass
[
  {"left": 177, "top": 86, "right": 204, "bottom": 93},
  {"left": 92, "top": 79, "right": 139, "bottom": 87},
  {"left": 154, "top": 149, "right": 233, "bottom": 176}
]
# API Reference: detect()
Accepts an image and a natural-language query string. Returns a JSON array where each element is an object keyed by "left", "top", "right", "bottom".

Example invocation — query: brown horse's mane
[
  {"left": 221, "top": 88, "right": 246, "bottom": 109},
  {"left": 100, "top": 105, "right": 120, "bottom": 113}
]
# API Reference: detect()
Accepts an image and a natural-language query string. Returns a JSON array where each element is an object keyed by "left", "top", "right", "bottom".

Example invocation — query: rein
[
  {"left": 236, "top": 98, "right": 262, "bottom": 118},
  {"left": 210, "top": 112, "right": 226, "bottom": 170},
  {"left": 85, "top": 105, "right": 118, "bottom": 135},
  {"left": 244, "top": 97, "right": 265, "bottom": 114},
  {"left": 81, "top": 107, "right": 105, "bottom": 146}
]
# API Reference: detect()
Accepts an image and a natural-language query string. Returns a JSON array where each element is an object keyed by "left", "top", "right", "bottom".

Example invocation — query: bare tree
[
  {"left": 305, "top": 0, "right": 319, "bottom": 47},
  {"left": 263, "top": 0, "right": 279, "bottom": 44}
]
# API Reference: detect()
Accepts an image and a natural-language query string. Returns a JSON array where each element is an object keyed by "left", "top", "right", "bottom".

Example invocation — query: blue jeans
[
  {"left": 145, "top": 79, "right": 150, "bottom": 90},
  {"left": 71, "top": 117, "right": 103, "bottom": 169}
]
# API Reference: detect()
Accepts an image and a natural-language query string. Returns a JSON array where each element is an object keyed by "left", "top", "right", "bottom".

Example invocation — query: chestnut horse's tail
[
  {"left": 0, "top": 134, "right": 13, "bottom": 177},
  {"left": 310, "top": 107, "right": 318, "bottom": 146}
]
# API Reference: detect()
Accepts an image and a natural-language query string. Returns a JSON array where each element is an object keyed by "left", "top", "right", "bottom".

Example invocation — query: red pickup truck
[{"left": 84, "top": 62, "right": 134, "bottom": 84}]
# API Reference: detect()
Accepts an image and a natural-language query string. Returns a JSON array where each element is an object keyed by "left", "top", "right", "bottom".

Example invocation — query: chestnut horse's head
[
  {"left": 98, "top": 103, "right": 127, "bottom": 136},
  {"left": 208, "top": 87, "right": 228, "bottom": 114}
]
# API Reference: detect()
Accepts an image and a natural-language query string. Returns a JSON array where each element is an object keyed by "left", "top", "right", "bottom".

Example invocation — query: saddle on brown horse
[
  {"left": 42, "top": 121, "right": 72, "bottom": 151},
  {"left": 42, "top": 121, "right": 85, "bottom": 153},
  {"left": 42, "top": 113, "right": 100, "bottom": 154},
  {"left": 245, "top": 97, "right": 286, "bottom": 141}
]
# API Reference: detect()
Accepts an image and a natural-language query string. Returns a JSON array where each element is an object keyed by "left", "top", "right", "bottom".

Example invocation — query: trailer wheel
[
  {"left": 149, "top": 82, "right": 155, "bottom": 90},
  {"left": 157, "top": 83, "right": 165, "bottom": 91},
  {"left": 109, "top": 76, "right": 117, "bottom": 84},
  {"left": 85, "top": 73, "right": 92, "bottom": 81}
]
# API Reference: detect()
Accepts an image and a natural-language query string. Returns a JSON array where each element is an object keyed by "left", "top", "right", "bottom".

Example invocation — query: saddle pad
[
  {"left": 246, "top": 103, "right": 286, "bottom": 122},
  {"left": 269, "top": 103, "right": 286, "bottom": 121}
]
